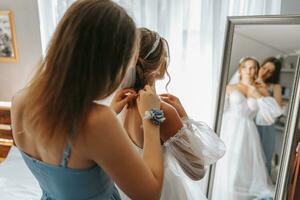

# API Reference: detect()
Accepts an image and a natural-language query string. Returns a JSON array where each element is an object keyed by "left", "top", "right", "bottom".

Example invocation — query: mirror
[
  {"left": 208, "top": 16, "right": 300, "bottom": 200},
  {"left": 284, "top": 100, "right": 300, "bottom": 200}
]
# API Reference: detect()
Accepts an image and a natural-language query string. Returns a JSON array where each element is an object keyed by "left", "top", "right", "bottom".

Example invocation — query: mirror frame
[{"left": 207, "top": 15, "right": 300, "bottom": 200}]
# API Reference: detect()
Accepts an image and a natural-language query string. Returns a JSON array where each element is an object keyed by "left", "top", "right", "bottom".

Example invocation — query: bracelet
[{"left": 143, "top": 108, "right": 166, "bottom": 125}]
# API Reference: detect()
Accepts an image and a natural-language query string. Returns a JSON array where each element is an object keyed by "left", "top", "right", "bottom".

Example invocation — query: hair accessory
[
  {"left": 143, "top": 108, "right": 165, "bottom": 125},
  {"left": 144, "top": 33, "right": 161, "bottom": 59}
]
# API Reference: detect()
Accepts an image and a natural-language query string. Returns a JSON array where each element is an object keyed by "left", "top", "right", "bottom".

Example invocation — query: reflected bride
[{"left": 212, "top": 57, "right": 282, "bottom": 200}]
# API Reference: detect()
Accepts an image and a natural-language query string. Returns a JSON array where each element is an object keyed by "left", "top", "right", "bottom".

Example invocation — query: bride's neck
[
  {"left": 147, "top": 78, "right": 156, "bottom": 86},
  {"left": 240, "top": 78, "right": 253, "bottom": 86}
]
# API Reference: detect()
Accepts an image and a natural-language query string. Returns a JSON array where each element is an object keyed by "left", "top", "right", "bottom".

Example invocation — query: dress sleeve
[
  {"left": 163, "top": 117, "right": 226, "bottom": 180},
  {"left": 255, "top": 96, "right": 282, "bottom": 126}
]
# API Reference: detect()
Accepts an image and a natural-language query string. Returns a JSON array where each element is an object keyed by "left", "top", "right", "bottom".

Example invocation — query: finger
[
  {"left": 114, "top": 89, "right": 128, "bottom": 100},
  {"left": 121, "top": 88, "right": 137, "bottom": 94},
  {"left": 120, "top": 89, "right": 137, "bottom": 98},
  {"left": 160, "top": 96, "right": 172, "bottom": 104},
  {"left": 160, "top": 98, "right": 169, "bottom": 104},
  {"left": 120, "top": 95, "right": 133, "bottom": 105},
  {"left": 113, "top": 89, "right": 123, "bottom": 98},
  {"left": 119, "top": 94, "right": 136, "bottom": 108},
  {"left": 160, "top": 94, "right": 171, "bottom": 99},
  {"left": 159, "top": 93, "right": 170, "bottom": 97},
  {"left": 160, "top": 93, "right": 176, "bottom": 99},
  {"left": 144, "top": 85, "right": 152, "bottom": 92},
  {"left": 163, "top": 99, "right": 172, "bottom": 105},
  {"left": 160, "top": 96, "right": 170, "bottom": 100},
  {"left": 138, "top": 89, "right": 146, "bottom": 95},
  {"left": 127, "top": 93, "right": 137, "bottom": 102}
]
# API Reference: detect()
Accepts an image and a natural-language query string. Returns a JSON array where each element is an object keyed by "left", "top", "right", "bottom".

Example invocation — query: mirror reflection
[
  {"left": 286, "top": 104, "right": 300, "bottom": 200},
  {"left": 212, "top": 24, "right": 300, "bottom": 200}
]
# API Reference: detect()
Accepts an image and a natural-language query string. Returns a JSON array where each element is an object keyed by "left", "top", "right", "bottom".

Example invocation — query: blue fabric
[
  {"left": 260, "top": 197, "right": 273, "bottom": 200},
  {"left": 19, "top": 143, "right": 121, "bottom": 200},
  {"left": 257, "top": 125, "right": 276, "bottom": 175}
]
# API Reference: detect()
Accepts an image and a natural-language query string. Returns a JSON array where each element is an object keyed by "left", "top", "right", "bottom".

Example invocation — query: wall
[
  {"left": 229, "top": 33, "right": 280, "bottom": 79},
  {"left": 281, "top": 0, "right": 300, "bottom": 15},
  {"left": 0, "top": 0, "right": 42, "bottom": 101}
]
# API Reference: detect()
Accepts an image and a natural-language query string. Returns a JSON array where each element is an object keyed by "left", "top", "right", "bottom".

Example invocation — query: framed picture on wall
[{"left": 0, "top": 11, "right": 18, "bottom": 62}]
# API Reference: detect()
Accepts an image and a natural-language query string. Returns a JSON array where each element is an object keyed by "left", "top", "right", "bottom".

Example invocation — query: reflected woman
[
  {"left": 212, "top": 57, "right": 281, "bottom": 200},
  {"left": 255, "top": 57, "right": 283, "bottom": 175},
  {"left": 256, "top": 57, "right": 283, "bottom": 106}
]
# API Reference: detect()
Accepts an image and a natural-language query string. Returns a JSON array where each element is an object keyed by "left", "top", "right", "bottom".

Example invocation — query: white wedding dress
[
  {"left": 113, "top": 66, "right": 226, "bottom": 200},
  {"left": 212, "top": 89, "right": 282, "bottom": 200},
  {"left": 118, "top": 117, "right": 226, "bottom": 200}
]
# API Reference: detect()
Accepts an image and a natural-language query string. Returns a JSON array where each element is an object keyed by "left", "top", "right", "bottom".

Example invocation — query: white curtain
[
  {"left": 37, "top": 0, "right": 281, "bottom": 124},
  {"left": 38, "top": 0, "right": 281, "bottom": 121},
  {"left": 111, "top": 0, "right": 281, "bottom": 124},
  {"left": 197, "top": 0, "right": 282, "bottom": 122},
  {"left": 38, "top": 0, "right": 281, "bottom": 124},
  {"left": 37, "top": 0, "right": 74, "bottom": 55}
]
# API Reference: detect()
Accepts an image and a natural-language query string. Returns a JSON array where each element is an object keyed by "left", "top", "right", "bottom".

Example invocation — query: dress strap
[{"left": 60, "top": 123, "right": 76, "bottom": 168}]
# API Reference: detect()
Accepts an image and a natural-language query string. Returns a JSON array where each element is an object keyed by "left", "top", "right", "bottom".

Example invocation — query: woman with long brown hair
[
  {"left": 11, "top": 1, "right": 164, "bottom": 200},
  {"left": 256, "top": 57, "right": 284, "bottom": 176}
]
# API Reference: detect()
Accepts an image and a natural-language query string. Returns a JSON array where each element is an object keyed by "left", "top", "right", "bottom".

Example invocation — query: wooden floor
[{"left": 0, "top": 144, "right": 11, "bottom": 163}]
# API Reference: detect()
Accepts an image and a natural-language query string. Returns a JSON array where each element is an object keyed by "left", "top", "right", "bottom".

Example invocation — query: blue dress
[
  {"left": 19, "top": 136, "right": 121, "bottom": 200},
  {"left": 256, "top": 124, "right": 276, "bottom": 174},
  {"left": 256, "top": 85, "right": 278, "bottom": 175}
]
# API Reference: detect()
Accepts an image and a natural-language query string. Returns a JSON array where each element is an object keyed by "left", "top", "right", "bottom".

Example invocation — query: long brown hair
[
  {"left": 261, "top": 57, "right": 282, "bottom": 84},
  {"left": 134, "top": 28, "right": 170, "bottom": 91},
  {"left": 24, "top": 0, "right": 137, "bottom": 144}
]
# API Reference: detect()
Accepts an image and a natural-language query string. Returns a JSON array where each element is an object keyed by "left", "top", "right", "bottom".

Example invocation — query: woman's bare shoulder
[
  {"left": 160, "top": 101, "right": 183, "bottom": 142},
  {"left": 11, "top": 88, "right": 28, "bottom": 107},
  {"left": 78, "top": 103, "right": 124, "bottom": 153},
  {"left": 160, "top": 101, "right": 177, "bottom": 114},
  {"left": 86, "top": 103, "right": 118, "bottom": 131},
  {"left": 11, "top": 88, "right": 30, "bottom": 121}
]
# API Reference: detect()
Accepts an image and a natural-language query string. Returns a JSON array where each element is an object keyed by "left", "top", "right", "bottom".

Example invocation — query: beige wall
[
  {"left": 281, "top": 0, "right": 300, "bottom": 14},
  {"left": 0, "top": 0, "right": 42, "bottom": 101}
]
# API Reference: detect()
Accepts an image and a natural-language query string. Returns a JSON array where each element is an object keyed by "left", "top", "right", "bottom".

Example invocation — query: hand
[
  {"left": 247, "top": 85, "right": 262, "bottom": 98},
  {"left": 137, "top": 85, "right": 160, "bottom": 118},
  {"left": 110, "top": 88, "right": 137, "bottom": 114},
  {"left": 255, "top": 79, "right": 267, "bottom": 89},
  {"left": 159, "top": 93, "right": 188, "bottom": 118},
  {"left": 254, "top": 80, "right": 269, "bottom": 96},
  {"left": 243, "top": 78, "right": 253, "bottom": 87}
]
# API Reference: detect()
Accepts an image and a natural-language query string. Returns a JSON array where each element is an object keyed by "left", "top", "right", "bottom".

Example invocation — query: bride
[
  {"left": 114, "top": 28, "right": 226, "bottom": 200},
  {"left": 212, "top": 57, "right": 282, "bottom": 200}
]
